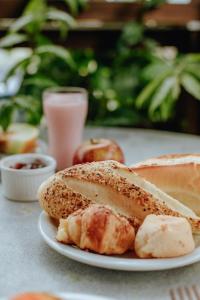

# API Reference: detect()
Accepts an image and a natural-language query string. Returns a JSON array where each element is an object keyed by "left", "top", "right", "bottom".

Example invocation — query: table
[{"left": 1, "top": 127, "right": 200, "bottom": 299}]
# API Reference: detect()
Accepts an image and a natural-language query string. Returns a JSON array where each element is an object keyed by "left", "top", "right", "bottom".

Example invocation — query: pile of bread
[{"left": 38, "top": 154, "right": 200, "bottom": 258}]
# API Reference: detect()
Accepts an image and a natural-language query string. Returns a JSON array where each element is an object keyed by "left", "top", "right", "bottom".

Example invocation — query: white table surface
[{"left": 1, "top": 127, "right": 200, "bottom": 299}]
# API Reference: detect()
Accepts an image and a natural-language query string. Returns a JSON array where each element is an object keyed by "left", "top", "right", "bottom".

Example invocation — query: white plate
[
  {"left": 39, "top": 211, "right": 200, "bottom": 271},
  {"left": 57, "top": 292, "right": 114, "bottom": 300},
  {"left": 1, "top": 292, "right": 114, "bottom": 300}
]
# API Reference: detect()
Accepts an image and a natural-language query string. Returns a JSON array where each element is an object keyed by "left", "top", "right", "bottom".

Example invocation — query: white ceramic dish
[
  {"left": 0, "top": 293, "right": 114, "bottom": 300},
  {"left": 0, "top": 154, "right": 56, "bottom": 201},
  {"left": 39, "top": 211, "right": 200, "bottom": 271},
  {"left": 57, "top": 292, "right": 114, "bottom": 300}
]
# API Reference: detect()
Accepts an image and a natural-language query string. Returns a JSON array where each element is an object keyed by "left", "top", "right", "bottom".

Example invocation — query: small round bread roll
[{"left": 135, "top": 214, "right": 195, "bottom": 258}]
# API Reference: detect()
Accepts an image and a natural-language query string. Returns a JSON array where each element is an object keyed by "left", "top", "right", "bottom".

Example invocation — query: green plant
[
  {"left": 136, "top": 52, "right": 200, "bottom": 121},
  {"left": 0, "top": 0, "right": 87, "bottom": 130},
  {"left": 0, "top": 0, "right": 200, "bottom": 130},
  {"left": 89, "top": 18, "right": 200, "bottom": 126}
]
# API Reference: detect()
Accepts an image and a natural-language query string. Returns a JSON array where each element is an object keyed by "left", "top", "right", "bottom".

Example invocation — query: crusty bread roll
[
  {"left": 57, "top": 204, "right": 135, "bottom": 255},
  {"left": 131, "top": 154, "right": 200, "bottom": 216},
  {"left": 135, "top": 214, "right": 195, "bottom": 258},
  {"left": 38, "top": 160, "right": 200, "bottom": 233}
]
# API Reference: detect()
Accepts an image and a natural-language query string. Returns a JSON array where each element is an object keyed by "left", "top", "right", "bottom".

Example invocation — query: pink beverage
[{"left": 43, "top": 87, "right": 88, "bottom": 170}]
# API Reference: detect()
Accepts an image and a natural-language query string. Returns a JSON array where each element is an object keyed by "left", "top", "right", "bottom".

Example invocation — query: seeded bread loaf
[{"left": 38, "top": 160, "right": 200, "bottom": 233}]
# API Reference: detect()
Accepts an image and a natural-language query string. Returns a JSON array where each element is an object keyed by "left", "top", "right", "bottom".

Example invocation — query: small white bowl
[{"left": 0, "top": 153, "right": 56, "bottom": 201}]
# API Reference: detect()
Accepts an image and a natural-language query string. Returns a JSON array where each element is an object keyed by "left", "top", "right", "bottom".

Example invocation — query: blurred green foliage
[{"left": 0, "top": 0, "right": 200, "bottom": 130}]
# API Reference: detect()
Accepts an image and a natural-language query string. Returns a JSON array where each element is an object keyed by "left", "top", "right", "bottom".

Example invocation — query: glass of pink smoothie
[{"left": 43, "top": 87, "right": 88, "bottom": 170}]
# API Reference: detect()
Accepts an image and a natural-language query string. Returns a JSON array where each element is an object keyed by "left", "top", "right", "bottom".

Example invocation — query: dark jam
[{"left": 10, "top": 159, "right": 46, "bottom": 170}]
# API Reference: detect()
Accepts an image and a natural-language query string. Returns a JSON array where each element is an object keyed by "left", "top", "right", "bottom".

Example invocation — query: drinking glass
[{"left": 43, "top": 87, "right": 88, "bottom": 170}]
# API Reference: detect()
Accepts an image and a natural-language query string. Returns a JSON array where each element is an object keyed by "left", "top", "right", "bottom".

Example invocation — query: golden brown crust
[
  {"left": 38, "top": 175, "right": 91, "bottom": 219},
  {"left": 56, "top": 204, "right": 135, "bottom": 255},
  {"left": 38, "top": 160, "right": 200, "bottom": 233},
  {"left": 131, "top": 154, "right": 200, "bottom": 218},
  {"left": 61, "top": 161, "right": 182, "bottom": 218},
  {"left": 158, "top": 153, "right": 200, "bottom": 159}
]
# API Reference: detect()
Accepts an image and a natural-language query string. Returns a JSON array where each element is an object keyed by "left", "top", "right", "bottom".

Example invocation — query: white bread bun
[
  {"left": 131, "top": 154, "right": 200, "bottom": 216},
  {"left": 135, "top": 214, "right": 195, "bottom": 258},
  {"left": 38, "top": 160, "right": 200, "bottom": 233}
]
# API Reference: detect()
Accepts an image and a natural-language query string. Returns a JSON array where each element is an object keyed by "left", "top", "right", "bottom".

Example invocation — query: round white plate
[
  {"left": 1, "top": 292, "right": 114, "bottom": 300},
  {"left": 39, "top": 211, "right": 200, "bottom": 271},
  {"left": 57, "top": 292, "right": 114, "bottom": 300}
]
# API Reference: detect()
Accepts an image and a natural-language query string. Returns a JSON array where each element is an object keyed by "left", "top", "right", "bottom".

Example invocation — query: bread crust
[
  {"left": 38, "top": 160, "right": 200, "bottom": 233},
  {"left": 56, "top": 204, "right": 135, "bottom": 255},
  {"left": 38, "top": 175, "right": 91, "bottom": 219},
  {"left": 61, "top": 161, "right": 183, "bottom": 217},
  {"left": 132, "top": 154, "right": 200, "bottom": 217}
]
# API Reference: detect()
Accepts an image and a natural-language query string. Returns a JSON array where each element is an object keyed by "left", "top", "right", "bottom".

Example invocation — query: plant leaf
[
  {"left": 183, "top": 54, "right": 200, "bottom": 63},
  {"left": 136, "top": 70, "right": 171, "bottom": 108},
  {"left": 63, "top": 0, "right": 79, "bottom": 15},
  {"left": 149, "top": 76, "right": 176, "bottom": 113},
  {"left": 3, "top": 50, "right": 32, "bottom": 81},
  {"left": 0, "top": 100, "right": 15, "bottom": 131},
  {"left": 36, "top": 45, "right": 75, "bottom": 69},
  {"left": 142, "top": 62, "right": 172, "bottom": 81},
  {"left": 161, "top": 78, "right": 180, "bottom": 121},
  {"left": 78, "top": 0, "right": 88, "bottom": 8},
  {"left": 0, "top": 33, "right": 27, "bottom": 48},
  {"left": 143, "top": 0, "right": 166, "bottom": 10},
  {"left": 63, "top": 0, "right": 88, "bottom": 14},
  {"left": 160, "top": 92, "right": 174, "bottom": 121},
  {"left": 151, "top": 77, "right": 180, "bottom": 122},
  {"left": 120, "top": 22, "right": 144, "bottom": 47},
  {"left": 14, "top": 95, "right": 41, "bottom": 125},
  {"left": 24, "top": 0, "right": 46, "bottom": 15},
  {"left": 23, "top": 0, "right": 47, "bottom": 34},
  {"left": 34, "top": 34, "right": 52, "bottom": 46},
  {"left": 181, "top": 73, "right": 200, "bottom": 100},
  {"left": 23, "top": 76, "right": 58, "bottom": 88},
  {"left": 184, "top": 64, "right": 200, "bottom": 81},
  {"left": 9, "top": 15, "right": 34, "bottom": 32},
  {"left": 46, "top": 8, "right": 76, "bottom": 28},
  {"left": 172, "top": 77, "right": 181, "bottom": 99}
]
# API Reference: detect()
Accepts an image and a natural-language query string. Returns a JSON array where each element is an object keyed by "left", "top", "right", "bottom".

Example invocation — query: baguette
[
  {"left": 131, "top": 154, "right": 200, "bottom": 216},
  {"left": 38, "top": 160, "right": 200, "bottom": 233}
]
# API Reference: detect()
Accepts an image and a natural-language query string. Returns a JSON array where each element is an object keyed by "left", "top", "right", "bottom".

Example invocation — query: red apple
[{"left": 73, "top": 138, "right": 125, "bottom": 165}]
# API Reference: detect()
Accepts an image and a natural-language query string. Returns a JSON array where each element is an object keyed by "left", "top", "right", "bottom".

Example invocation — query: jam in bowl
[
  {"left": 10, "top": 159, "right": 46, "bottom": 170},
  {"left": 0, "top": 153, "right": 56, "bottom": 201}
]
